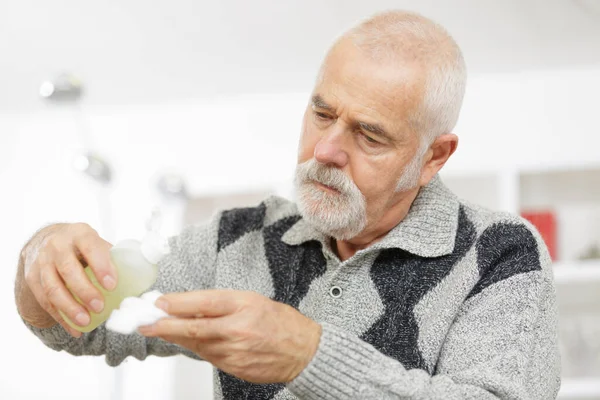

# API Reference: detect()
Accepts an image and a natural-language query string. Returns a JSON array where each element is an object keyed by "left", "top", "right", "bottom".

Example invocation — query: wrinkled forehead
[{"left": 315, "top": 39, "right": 426, "bottom": 135}]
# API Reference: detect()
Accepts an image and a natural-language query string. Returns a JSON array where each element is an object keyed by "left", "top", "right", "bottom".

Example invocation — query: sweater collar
[{"left": 281, "top": 175, "right": 460, "bottom": 258}]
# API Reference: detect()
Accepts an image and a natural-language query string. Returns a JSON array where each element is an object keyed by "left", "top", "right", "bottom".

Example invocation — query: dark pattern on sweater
[
  {"left": 361, "top": 206, "right": 476, "bottom": 372},
  {"left": 468, "top": 222, "right": 542, "bottom": 299},
  {"left": 218, "top": 214, "right": 327, "bottom": 400},
  {"left": 264, "top": 216, "right": 327, "bottom": 307},
  {"left": 217, "top": 203, "right": 267, "bottom": 252}
]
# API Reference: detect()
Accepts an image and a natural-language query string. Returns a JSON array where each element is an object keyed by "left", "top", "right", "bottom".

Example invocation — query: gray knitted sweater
[{"left": 27, "top": 176, "right": 561, "bottom": 399}]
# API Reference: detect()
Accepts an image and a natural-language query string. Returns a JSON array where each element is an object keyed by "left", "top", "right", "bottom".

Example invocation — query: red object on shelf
[{"left": 521, "top": 210, "right": 557, "bottom": 261}]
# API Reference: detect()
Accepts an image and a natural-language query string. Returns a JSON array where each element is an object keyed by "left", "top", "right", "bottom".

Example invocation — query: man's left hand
[{"left": 138, "top": 290, "right": 322, "bottom": 384}]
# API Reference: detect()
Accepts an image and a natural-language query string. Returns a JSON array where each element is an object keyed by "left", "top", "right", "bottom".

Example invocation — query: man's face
[{"left": 294, "top": 39, "right": 425, "bottom": 240}]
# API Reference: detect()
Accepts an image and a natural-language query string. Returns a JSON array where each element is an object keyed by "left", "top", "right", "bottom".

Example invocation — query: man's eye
[
  {"left": 315, "top": 112, "right": 332, "bottom": 120},
  {"left": 362, "top": 133, "right": 379, "bottom": 144}
]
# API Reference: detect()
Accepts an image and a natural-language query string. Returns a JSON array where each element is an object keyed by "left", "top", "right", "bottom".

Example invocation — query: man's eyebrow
[
  {"left": 312, "top": 94, "right": 394, "bottom": 141},
  {"left": 358, "top": 121, "right": 393, "bottom": 141},
  {"left": 311, "top": 95, "right": 333, "bottom": 111}
]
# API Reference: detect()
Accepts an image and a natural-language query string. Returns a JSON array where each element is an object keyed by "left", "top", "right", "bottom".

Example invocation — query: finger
[
  {"left": 139, "top": 317, "right": 224, "bottom": 341},
  {"left": 157, "top": 290, "right": 245, "bottom": 318},
  {"left": 27, "top": 270, "right": 82, "bottom": 338},
  {"left": 153, "top": 335, "right": 227, "bottom": 360},
  {"left": 155, "top": 335, "right": 200, "bottom": 353},
  {"left": 54, "top": 248, "right": 105, "bottom": 313},
  {"left": 39, "top": 262, "right": 91, "bottom": 328},
  {"left": 72, "top": 228, "right": 116, "bottom": 291},
  {"left": 48, "top": 304, "right": 83, "bottom": 338}
]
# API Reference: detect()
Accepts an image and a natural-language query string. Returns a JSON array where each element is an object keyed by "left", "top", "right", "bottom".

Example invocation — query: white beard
[
  {"left": 294, "top": 151, "right": 423, "bottom": 240},
  {"left": 294, "top": 159, "right": 367, "bottom": 240}
]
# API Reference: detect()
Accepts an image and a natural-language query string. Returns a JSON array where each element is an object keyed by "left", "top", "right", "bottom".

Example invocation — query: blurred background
[{"left": 1, "top": 0, "right": 599, "bottom": 399}]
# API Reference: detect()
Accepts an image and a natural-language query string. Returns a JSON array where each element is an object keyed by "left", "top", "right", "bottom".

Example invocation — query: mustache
[{"left": 296, "top": 159, "right": 356, "bottom": 194}]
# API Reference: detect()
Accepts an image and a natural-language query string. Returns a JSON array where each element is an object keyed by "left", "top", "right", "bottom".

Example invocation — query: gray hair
[{"left": 346, "top": 10, "right": 467, "bottom": 149}]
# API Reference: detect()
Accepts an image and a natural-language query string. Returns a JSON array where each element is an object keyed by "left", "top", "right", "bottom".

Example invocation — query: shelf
[
  {"left": 559, "top": 378, "right": 600, "bottom": 398},
  {"left": 553, "top": 260, "right": 600, "bottom": 284}
]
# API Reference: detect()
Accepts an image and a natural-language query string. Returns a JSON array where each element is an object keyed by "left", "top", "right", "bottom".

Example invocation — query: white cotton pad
[{"left": 106, "top": 290, "right": 169, "bottom": 335}]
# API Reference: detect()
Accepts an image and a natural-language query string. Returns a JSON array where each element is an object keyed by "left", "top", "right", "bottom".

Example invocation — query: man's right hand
[{"left": 16, "top": 223, "right": 116, "bottom": 337}]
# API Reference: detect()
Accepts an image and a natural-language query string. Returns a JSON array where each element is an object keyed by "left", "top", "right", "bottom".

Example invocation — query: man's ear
[{"left": 419, "top": 133, "right": 458, "bottom": 186}]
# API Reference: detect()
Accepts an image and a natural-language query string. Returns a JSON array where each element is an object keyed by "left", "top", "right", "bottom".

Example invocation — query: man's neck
[{"left": 333, "top": 188, "right": 420, "bottom": 261}]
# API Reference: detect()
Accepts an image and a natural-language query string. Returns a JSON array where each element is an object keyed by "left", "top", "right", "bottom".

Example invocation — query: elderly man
[{"left": 15, "top": 10, "right": 560, "bottom": 400}]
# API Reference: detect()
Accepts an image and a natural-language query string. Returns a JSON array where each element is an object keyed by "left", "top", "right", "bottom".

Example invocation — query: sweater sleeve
[
  {"left": 23, "top": 212, "right": 222, "bottom": 366},
  {"left": 287, "top": 253, "right": 561, "bottom": 399}
]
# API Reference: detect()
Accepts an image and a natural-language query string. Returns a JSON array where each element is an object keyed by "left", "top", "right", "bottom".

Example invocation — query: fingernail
[
  {"left": 103, "top": 275, "right": 117, "bottom": 291},
  {"left": 138, "top": 325, "right": 154, "bottom": 335},
  {"left": 75, "top": 312, "right": 90, "bottom": 326},
  {"left": 90, "top": 299, "right": 104, "bottom": 313},
  {"left": 155, "top": 299, "right": 169, "bottom": 312},
  {"left": 69, "top": 329, "right": 82, "bottom": 338}
]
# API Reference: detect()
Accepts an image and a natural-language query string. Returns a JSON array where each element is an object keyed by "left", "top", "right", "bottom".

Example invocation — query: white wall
[
  {"left": 449, "top": 68, "right": 600, "bottom": 173},
  {"left": 2, "top": 0, "right": 600, "bottom": 111}
]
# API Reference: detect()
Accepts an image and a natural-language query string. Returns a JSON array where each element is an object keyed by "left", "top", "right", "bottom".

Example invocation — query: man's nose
[{"left": 314, "top": 131, "right": 349, "bottom": 167}]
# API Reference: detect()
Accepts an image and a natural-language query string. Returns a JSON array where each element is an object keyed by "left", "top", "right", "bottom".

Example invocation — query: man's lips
[{"left": 312, "top": 180, "right": 341, "bottom": 194}]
